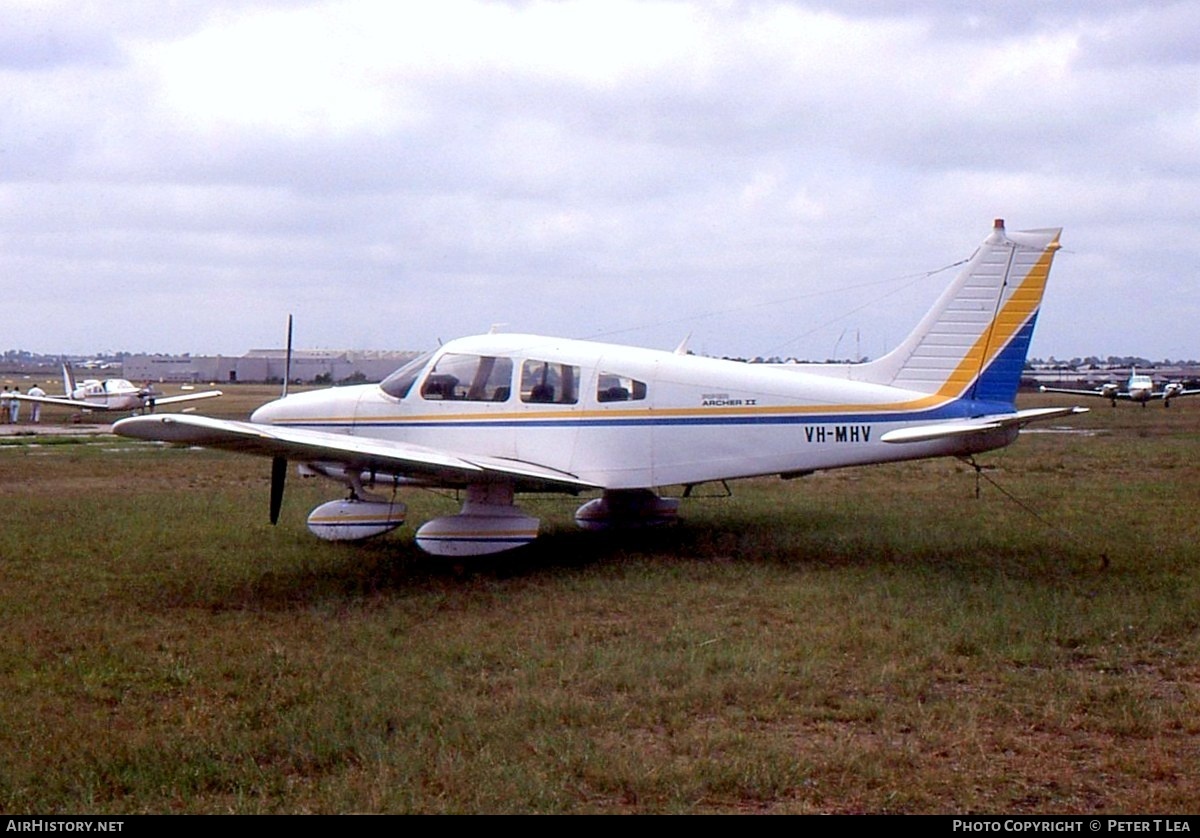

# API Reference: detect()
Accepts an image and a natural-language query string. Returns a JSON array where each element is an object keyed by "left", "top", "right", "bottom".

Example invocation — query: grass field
[{"left": 1, "top": 392, "right": 1198, "bottom": 813}]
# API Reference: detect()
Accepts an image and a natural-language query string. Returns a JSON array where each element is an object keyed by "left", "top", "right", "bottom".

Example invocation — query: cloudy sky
[{"left": 3, "top": 1, "right": 1198, "bottom": 362}]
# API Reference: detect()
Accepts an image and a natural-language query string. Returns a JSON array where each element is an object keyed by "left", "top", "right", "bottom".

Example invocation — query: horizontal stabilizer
[{"left": 881, "top": 407, "right": 1088, "bottom": 444}]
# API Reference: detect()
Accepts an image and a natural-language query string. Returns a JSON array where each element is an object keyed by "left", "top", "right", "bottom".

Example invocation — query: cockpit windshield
[{"left": 379, "top": 351, "right": 434, "bottom": 399}]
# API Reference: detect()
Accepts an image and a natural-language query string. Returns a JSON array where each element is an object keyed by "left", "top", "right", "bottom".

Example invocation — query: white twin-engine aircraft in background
[
  {"left": 1040, "top": 369, "right": 1200, "bottom": 407},
  {"left": 115, "top": 219, "right": 1086, "bottom": 557},
  {"left": 17, "top": 362, "right": 223, "bottom": 413}
]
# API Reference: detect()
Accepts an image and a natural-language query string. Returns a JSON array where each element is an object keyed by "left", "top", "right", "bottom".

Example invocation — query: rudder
[{"left": 862, "top": 219, "right": 1061, "bottom": 407}]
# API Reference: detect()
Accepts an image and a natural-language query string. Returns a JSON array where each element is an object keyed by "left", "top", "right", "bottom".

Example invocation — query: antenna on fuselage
[{"left": 282, "top": 314, "right": 293, "bottom": 399}]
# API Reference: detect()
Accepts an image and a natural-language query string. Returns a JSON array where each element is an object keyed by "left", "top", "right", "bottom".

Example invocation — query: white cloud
[{"left": 0, "top": 0, "right": 1198, "bottom": 361}]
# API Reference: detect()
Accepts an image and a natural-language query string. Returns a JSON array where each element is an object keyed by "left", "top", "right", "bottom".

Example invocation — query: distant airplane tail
[
  {"left": 61, "top": 361, "right": 77, "bottom": 397},
  {"left": 857, "top": 219, "right": 1062, "bottom": 408}
]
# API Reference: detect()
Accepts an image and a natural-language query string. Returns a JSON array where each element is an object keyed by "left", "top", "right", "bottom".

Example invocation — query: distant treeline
[{"left": 1028, "top": 356, "right": 1200, "bottom": 368}]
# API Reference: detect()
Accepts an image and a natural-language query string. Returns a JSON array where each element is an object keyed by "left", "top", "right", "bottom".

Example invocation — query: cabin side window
[
  {"left": 520, "top": 359, "right": 580, "bottom": 405},
  {"left": 597, "top": 372, "right": 647, "bottom": 403},
  {"left": 420, "top": 353, "right": 513, "bottom": 401}
]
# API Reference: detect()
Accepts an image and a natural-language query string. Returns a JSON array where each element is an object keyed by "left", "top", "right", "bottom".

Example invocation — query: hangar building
[{"left": 123, "top": 349, "right": 421, "bottom": 384}]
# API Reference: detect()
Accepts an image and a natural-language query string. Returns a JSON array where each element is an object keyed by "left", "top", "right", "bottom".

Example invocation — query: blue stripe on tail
[{"left": 969, "top": 313, "right": 1039, "bottom": 406}]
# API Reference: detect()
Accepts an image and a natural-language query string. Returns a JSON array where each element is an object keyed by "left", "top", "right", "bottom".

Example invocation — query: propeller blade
[{"left": 269, "top": 455, "right": 287, "bottom": 525}]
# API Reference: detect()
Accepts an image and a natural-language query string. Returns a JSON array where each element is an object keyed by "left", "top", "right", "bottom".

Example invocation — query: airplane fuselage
[
  {"left": 1126, "top": 375, "right": 1154, "bottom": 403},
  {"left": 72, "top": 379, "right": 144, "bottom": 411},
  {"left": 250, "top": 333, "right": 1018, "bottom": 491}
]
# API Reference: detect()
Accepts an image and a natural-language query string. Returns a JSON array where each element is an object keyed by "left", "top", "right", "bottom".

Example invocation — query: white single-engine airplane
[
  {"left": 115, "top": 220, "right": 1085, "bottom": 557},
  {"left": 1040, "top": 368, "right": 1200, "bottom": 408},
  {"left": 17, "top": 362, "right": 223, "bottom": 413}
]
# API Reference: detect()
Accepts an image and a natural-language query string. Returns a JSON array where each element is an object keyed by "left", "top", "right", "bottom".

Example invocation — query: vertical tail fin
[
  {"left": 861, "top": 219, "right": 1061, "bottom": 407},
  {"left": 61, "top": 361, "right": 77, "bottom": 398}
]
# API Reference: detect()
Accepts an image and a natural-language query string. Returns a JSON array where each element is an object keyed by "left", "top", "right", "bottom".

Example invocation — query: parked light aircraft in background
[
  {"left": 16, "top": 362, "right": 223, "bottom": 413},
  {"left": 115, "top": 220, "right": 1085, "bottom": 557},
  {"left": 1040, "top": 369, "right": 1200, "bottom": 407}
]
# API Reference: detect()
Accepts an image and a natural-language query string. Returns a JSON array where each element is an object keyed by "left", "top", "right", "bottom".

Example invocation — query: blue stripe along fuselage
[{"left": 270, "top": 397, "right": 1018, "bottom": 433}]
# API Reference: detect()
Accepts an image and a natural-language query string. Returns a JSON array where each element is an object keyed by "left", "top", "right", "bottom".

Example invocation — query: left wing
[
  {"left": 113, "top": 413, "right": 598, "bottom": 493},
  {"left": 880, "top": 407, "right": 1088, "bottom": 444},
  {"left": 13, "top": 393, "right": 98, "bottom": 409}
]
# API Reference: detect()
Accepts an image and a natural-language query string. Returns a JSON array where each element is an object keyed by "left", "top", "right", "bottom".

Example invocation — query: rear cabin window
[
  {"left": 520, "top": 360, "right": 580, "bottom": 405},
  {"left": 420, "top": 354, "right": 513, "bottom": 401},
  {"left": 597, "top": 373, "right": 647, "bottom": 402}
]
